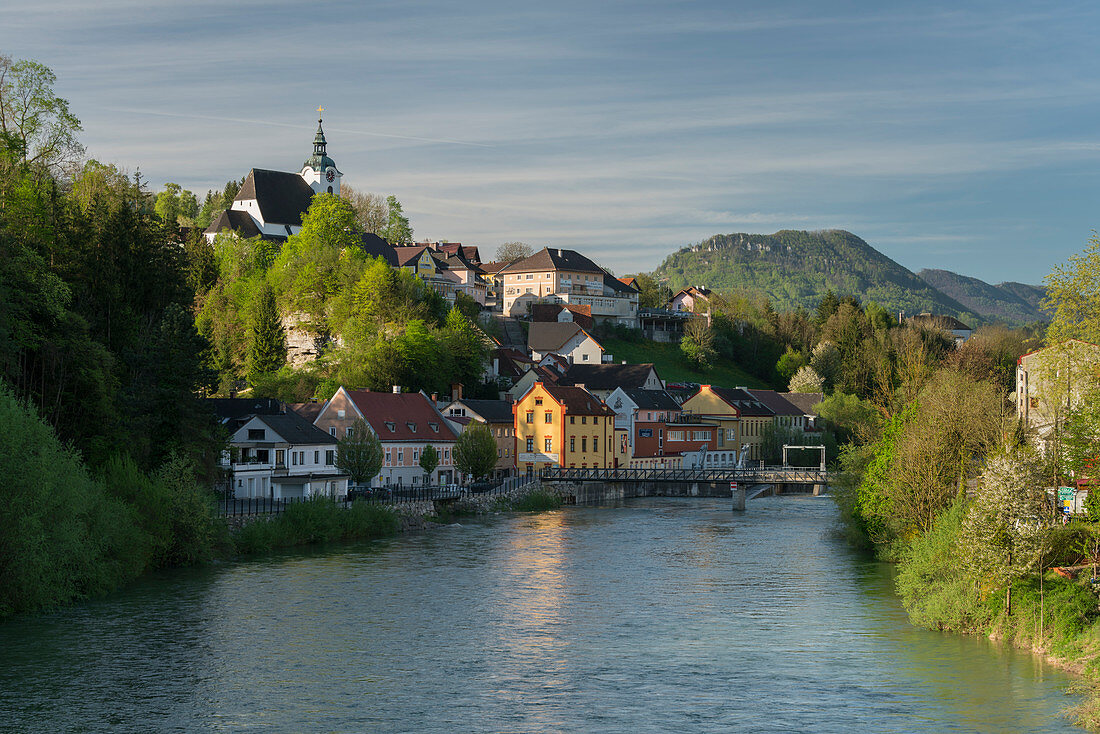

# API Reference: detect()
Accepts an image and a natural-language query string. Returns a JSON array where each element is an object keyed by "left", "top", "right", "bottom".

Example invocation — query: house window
[
  {"left": 291, "top": 453, "right": 298, "bottom": 466},
  {"left": 570, "top": 416, "right": 575, "bottom": 424},
  {"left": 526, "top": 411, "right": 534, "bottom": 423},
  {"left": 326, "top": 450, "right": 335, "bottom": 465},
  {"left": 256, "top": 449, "right": 269, "bottom": 463},
  {"left": 582, "top": 354, "right": 589, "bottom": 361},
  {"left": 581, "top": 416, "right": 587, "bottom": 425},
  {"left": 593, "top": 436, "right": 598, "bottom": 452},
  {"left": 329, "top": 427, "right": 336, "bottom": 437},
  {"left": 545, "top": 412, "right": 553, "bottom": 424},
  {"left": 498, "top": 448, "right": 502, "bottom": 457},
  {"left": 413, "top": 450, "right": 419, "bottom": 461},
  {"left": 535, "top": 398, "right": 543, "bottom": 405},
  {"left": 545, "top": 437, "right": 553, "bottom": 452},
  {"left": 314, "top": 451, "right": 319, "bottom": 464},
  {"left": 570, "top": 436, "right": 575, "bottom": 452},
  {"left": 346, "top": 427, "right": 354, "bottom": 437},
  {"left": 526, "top": 437, "right": 534, "bottom": 453},
  {"left": 581, "top": 437, "right": 587, "bottom": 452},
  {"left": 668, "top": 430, "right": 684, "bottom": 441},
  {"left": 385, "top": 451, "right": 391, "bottom": 466},
  {"left": 247, "top": 428, "right": 265, "bottom": 440},
  {"left": 397, "top": 451, "right": 404, "bottom": 464}
]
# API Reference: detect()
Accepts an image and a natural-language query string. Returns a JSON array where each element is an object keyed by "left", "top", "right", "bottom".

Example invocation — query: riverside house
[
  {"left": 681, "top": 385, "right": 775, "bottom": 463},
  {"left": 441, "top": 398, "right": 517, "bottom": 479},
  {"left": 225, "top": 410, "right": 348, "bottom": 500},
  {"left": 313, "top": 387, "right": 459, "bottom": 487},
  {"left": 513, "top": 382, "right": 625, "bottom": 476}
]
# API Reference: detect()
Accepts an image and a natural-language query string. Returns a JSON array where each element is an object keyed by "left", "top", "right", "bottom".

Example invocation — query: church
[{"left": 204, "top": 112, "right": 344, "bottom": 243}]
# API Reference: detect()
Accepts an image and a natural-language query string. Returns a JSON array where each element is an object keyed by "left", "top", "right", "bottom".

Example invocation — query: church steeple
[{"left": 301, "top": 107, "right": 341, "bottom": 195}]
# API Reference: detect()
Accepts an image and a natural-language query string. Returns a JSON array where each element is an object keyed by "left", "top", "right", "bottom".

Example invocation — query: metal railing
[
  {"left": 215, "top": 479, "right": 535, "bottom": 516},
  {"left": 539, "top": 466, "right": 828, "bottom": 484}
]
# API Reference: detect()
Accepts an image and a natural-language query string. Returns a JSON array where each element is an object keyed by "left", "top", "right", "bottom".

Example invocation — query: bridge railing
[{"left": 539, "top": 466, "right": 828, "bottom": 483}]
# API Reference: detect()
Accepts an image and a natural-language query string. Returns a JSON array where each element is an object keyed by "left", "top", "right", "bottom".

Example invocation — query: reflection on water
[{"left": 0, "top": 497, "right": 1082, "bottom": 732}]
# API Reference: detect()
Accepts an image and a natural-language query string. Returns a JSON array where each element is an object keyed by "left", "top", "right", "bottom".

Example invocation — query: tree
[
  {"left": 336, "top": 419, "right": 384, "bottom": 488},
  {"left": 340, "top": 182, "right": 388, "bottom": 234},
  {"left": 246, "top": 283, "right": 287, "bottom": 387},
  {"left": 959, "top": 448, "right": 1050, "bottom": 615},
  {"left": 789, "top": 365, "right": 824, "bottom": 393},
  {"left": 681, "top": 316, "right": 716, "bottom": 368},
  {"left": 1044, "top": 234, "right": 1100, "bottom": 344},
  {"left": 496, "top": 241, "right": 532, "bottom": 262},
  {"left": 810, "top": 340, "right": 842, "bottom": 393},
  {"left": 379, "top": 195, "right": 412, "bottom": 245},
  {"left": 271, "top": 193, "right": 366, "bottom": 332},
  {"left": 629, "top": 272, "right": 674, "bottom": 309},
  {"left": 453, "top": 422, "right": 497, "bottom": 481},
  {"left": 419, "top": 444, "right": 439, "bottom": 484},
  {"left": 0, "top": 55, "right": 84, "bottom": 170},
  {"left": 776, "top": 347, "right": 807, "bottom": 383}
]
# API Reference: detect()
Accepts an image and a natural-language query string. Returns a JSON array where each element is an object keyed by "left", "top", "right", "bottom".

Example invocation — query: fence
[{"left": 215, "top": 476, "right": 540, "bottom": 517}]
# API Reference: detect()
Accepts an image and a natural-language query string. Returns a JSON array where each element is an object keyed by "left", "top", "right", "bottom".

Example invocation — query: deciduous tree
[
  {"left": 495, "top": 241, "right": 532, "bottom": 262},
  {"left": 454, "top": 422, "right": 497, "bottom": 481},
  {"left": 419, "top": 444, "right": 439, "bottom": 484},
  {"left": 336, "top": 419, "right": 384, "bottom": 488},
  {"left": 0, "top": 54, "right": 83, "bottom": 171}
]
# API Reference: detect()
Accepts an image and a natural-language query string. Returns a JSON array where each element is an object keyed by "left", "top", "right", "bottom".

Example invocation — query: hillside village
[{"left": 203, "top": 118, "right": 1011, "bottom": 500}]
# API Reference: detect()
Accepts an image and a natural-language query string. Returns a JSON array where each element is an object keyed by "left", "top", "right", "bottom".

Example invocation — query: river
[{"left": 0, "top": 496, "right": 1082, "bottom": 732}]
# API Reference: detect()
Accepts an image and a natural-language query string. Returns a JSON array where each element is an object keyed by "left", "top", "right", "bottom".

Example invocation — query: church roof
[
  {"left": 204, "top": 208, "right": 262, "bottom": 239},
  {"left": 235, "top": 168, "right": 317, "bottom": 227},
  {"left": 302, "top": 118, "right": 339, "bottom": 173}
]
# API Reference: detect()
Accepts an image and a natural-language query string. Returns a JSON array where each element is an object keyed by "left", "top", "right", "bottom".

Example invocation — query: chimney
[
  {"left": 392, "top": 385, "right": 401, "bottom": 394},
  {"left": 451, "top": 382, "right": 463, "bottom": 400},
  {"left": 557, "top": 248, "right": 563, "bottom": 257},
  {"left": 431, "top": 392, "right": 438, "bottom": 403}
]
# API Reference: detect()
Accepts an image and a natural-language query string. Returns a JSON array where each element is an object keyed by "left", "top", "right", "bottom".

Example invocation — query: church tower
[{"left": 300, "top": 108, "right": 342, "bottom": 196}]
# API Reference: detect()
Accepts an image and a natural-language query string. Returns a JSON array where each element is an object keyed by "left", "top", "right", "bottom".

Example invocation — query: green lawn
[{"left": 599, "top": 338, "right": 770, "bottom": 389}]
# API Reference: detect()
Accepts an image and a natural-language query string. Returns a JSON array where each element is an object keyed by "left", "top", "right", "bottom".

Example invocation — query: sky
[{"left": 3, "top": 0, "right": 1100, "bottom": 284}]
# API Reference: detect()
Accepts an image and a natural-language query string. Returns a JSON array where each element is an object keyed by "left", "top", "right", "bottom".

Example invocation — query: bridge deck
[{"left": 540, "top": 467, "right": 827, "bottom": 484}]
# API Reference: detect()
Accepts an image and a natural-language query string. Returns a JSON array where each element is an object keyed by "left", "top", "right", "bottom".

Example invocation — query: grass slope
[{"left": 601, "top": 337, "right": 769, "bottom": 388}]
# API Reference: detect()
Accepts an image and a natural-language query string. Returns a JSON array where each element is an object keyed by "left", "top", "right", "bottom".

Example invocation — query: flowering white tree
[
  {"left": 789, "top": 365, "right": 824, "bottom": 393},
  {"left": 959, "top": 448, "right": 1049, "bottom": 614}
]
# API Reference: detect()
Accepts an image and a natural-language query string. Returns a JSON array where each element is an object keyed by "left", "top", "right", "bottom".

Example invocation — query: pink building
[{"left": 314, "top": 387, "right": 459, "bottom": 486}]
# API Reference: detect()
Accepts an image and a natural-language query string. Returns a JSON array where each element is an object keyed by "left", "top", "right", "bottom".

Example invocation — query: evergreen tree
[{"left": 246, "top": 283, "right": 287, "bottom": 387}]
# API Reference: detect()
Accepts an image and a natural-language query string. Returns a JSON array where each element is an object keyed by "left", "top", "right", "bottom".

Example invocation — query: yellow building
[
  {"left": 514, "top": 382, "right": 619, "bottom": 476},
  {"left": 680, "top": 385, "right": 775, "bottom": 463}
]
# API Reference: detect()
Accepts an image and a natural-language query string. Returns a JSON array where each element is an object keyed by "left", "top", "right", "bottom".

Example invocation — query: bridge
[{"left": 539, "top": 466, "right": 829, "bottom": 510}]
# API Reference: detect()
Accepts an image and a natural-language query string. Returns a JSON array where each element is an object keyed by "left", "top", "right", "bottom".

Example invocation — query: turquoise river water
[{"left": 0, "top": 496, "right": 1085, "bottom": 732}]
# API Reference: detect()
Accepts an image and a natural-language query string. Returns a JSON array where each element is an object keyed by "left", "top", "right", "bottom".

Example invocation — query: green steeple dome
[{"left": 302, "top": 115, "right": 338, "bottom": 173}]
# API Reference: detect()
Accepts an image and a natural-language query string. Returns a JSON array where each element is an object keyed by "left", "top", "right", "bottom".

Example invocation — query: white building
[
  {"left": 527, "top": 321, "right": 604, "bottom": 364},
  {"left": 225, "top": 411, "right": 348, "bottom": 500},
  {"left": 204, "top": 113, "right": 343, "bottom": 243}
]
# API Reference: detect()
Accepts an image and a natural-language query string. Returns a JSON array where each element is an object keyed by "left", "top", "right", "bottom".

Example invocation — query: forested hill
[
  {"left": 652, "top": 230, "right": 974, "bottom": 319},
  {"left": 917, "top": 269, "right": 1047, "bottom": 325}
]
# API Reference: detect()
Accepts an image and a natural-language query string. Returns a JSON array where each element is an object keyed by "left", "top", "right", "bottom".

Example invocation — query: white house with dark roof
[
  {"left": 224, "top": 410, "right": 348, "bottom": 500},
  {"left": 204, "top": 113, "right": 345, "bottom": 243},
  {"left": 527, "top": 321, "right": 604, "bottom": 364}
]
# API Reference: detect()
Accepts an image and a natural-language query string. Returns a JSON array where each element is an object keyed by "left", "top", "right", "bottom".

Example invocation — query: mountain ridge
[{"left": 650, "top": 229, "right": 1046, "bottom": 325}]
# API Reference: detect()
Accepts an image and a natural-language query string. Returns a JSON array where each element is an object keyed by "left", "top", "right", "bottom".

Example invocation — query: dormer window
[
  {"left": 429, "top": 422, "right": 439, "bottom": 432},
  {"left": 407, "top": 422, "right": 417, "bottom": 433},
  {"left": 385, "top": 421, "right": 397, "bottom": 432},
  {"left": 247, "top": 429, "right": 265, "bottom": 440}
]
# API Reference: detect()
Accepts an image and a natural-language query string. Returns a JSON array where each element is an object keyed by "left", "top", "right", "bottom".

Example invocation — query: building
[
  {"left": 559, "top": 362, "right": 664, "bottom": 399},
  {"left": 204, "top": 113, "right": 343, "bottom": 243},
  {"left": 747, "top": 389, "right": 815, "bottom": 434},
  {"left": 530, "top": 302, "right": 595, "bottom": 332},
  {"left": 513, "top": 383, "right": 621, "bottom": 476},
  {"left": 908, "top": 313, "right": 973, "bottom": 345},
  {"left": 780, "top": 392, "right": 824, "bottom": 432},
  {"left": 669, "top": 286, "right": 712, "bottom": 314},
  {"left": 527, "top": 321, "right": 604, "bottom": 364},
  {"left": 441, "top": 398, "right": 516, "bottom": 479},
  {"left": 224, "top": 410, "right": 348, "bottom": 500},
  {"left": 605, "top": 387, "right": 719, "bottom": 468},
  {"left": 1017, "top": 340, "right": 1100, "bottom": 446},
  {"left": 681, "top": 385, "right": 775, "bottom": 462},
  {"left": 313, "top": 387, "right": 460, "bottom": 486},
  {"left": 499, "top": 247, "right": 639, "bottom": 324},
  {"left": 606, "top": 387, "right": 682, "bottom": 453}
]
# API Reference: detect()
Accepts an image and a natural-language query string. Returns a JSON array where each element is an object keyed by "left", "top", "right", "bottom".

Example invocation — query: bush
[
  {"left": 231, "top": 497, "right": 401, "bottom": 555},
  {"left": 503, "top": 489, "right": 563, "bottom": 512}
]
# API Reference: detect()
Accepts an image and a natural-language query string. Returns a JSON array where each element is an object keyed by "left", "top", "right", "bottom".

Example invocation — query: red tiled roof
[
  {"left": 393, "top": 246, "right": 429, "bottom": 267},
  {"left": 345, "top": 390, "right": 458, "bottom": 442}
]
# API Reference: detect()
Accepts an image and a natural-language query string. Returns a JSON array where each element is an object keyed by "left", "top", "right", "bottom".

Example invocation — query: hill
[
  {"left": 916, "top": 269, "right": 1048, "bottom": 326},
  {"left": 600, "top": 337, "right": 769, "bottom": 389},
  {"left": 652, "top": 230, "right": 973, "bottom": 319}
]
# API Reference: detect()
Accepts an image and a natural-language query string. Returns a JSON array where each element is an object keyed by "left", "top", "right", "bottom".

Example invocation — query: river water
[{"left": 0, "top": 497, "right": 1082, "bottom": 732}]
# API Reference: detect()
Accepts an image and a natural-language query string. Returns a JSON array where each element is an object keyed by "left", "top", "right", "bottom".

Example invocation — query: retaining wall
[{"left": 543, "top": 479, "right": 746, "bottom": 511}]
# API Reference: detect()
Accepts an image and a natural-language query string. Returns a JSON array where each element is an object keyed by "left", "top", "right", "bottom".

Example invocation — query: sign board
[
  {"left": 1059, "top": 486, "right": 1076, "bottom": 503},
  {"left": 730, "top": 481, "right": 738, "bottom": 491},
  {"left": 639, "top": 429, "right": 653, "bottom": 438},
  {"left": 518, "top": 452, "right": 559, "bottom": 463}
]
